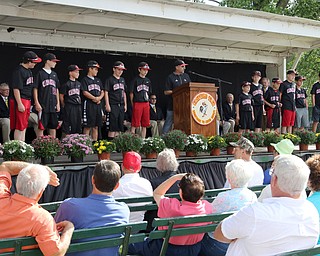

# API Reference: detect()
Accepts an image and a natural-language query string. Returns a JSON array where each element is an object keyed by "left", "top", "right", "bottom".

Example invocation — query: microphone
[{"left": 187, "top": 70, "right": 196, "bottom": 75}]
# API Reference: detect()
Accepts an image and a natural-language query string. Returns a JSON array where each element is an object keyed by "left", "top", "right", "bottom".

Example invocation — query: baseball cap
[
  {"left": 241, "top": 81, "right": 251, "bottom": 87},
  {"left": 174, "top": 59, "right": 188, "bottom": 67},
  {"left": 295, "top": 75, "right": 306, "bottom": 81},
  {"left": 252, "top": 71, "right": 261, "bottom": 76},
  {"left": 113, "top": 61, "right": 126, "bottom": 70},
  {"left": 122, "top": 151, "right": 141, "bottom": 173},
  {"left": 272, "top": 77, "right": 282, "bottom": 84},
  {"left": 230, "top": 137, "right": 254, "bottom": 153},
  {"left": 287, "top": 69, "right": 296, "bottom": 75},
  {"left": 138, "top": 62, "right": 151, "bottom": 70},
  {"left": 43, "top": 53, "right": 60, "bottom": 62},
  {"left": 271, "top": 139, "right": 294, "bottom": 155},
  {"left": 22, "top": 51, "right": 42, "bottom": 63},
  {"left": 87, "top": 60, "right": 102, "bottom": 69},
  {"left": 68, "top": 65, "right": 83, "bottom": 72}
]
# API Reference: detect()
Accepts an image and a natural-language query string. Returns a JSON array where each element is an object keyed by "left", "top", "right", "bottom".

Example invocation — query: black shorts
[
  {"left": 312, "top": 105, "right": 320, "bottom": 122},
  {"left": 239, "top": 111, "right": 253, "bottom": 130},
  {"left": 253, "top": 105, "right": 263, "bottom": 128},
  {"left": 82, "top": 100, "right": 102, "bottom": 127},
  {"left": 109, "top": 104, "right": 125, "bottom": 132},
  {"left": 62, "top": 104, "right": 82, "bottom": 134},
  {"left": 41, "top": 112, "right": 58, "bottom": 129}
]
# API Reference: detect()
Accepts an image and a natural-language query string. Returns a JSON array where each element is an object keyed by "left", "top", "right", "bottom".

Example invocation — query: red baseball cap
[{"left": 122, "top": 151, "right": 141, "bottom": 173}]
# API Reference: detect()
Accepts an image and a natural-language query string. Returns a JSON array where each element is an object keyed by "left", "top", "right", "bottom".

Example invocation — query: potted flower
[
  {"left": 282, "top": 133, "right": 301, "bottom": 146},
  {"left": 140, "top": 136, "right": 166, "bottom": 159},
  {"left": 62, "top": 133, "right": 93, "bottom": 163},
  {"left": 114, "top": 133, "right": 143, "bottom": 155},
  {"left": 93, "top": 140, "right": 116, "bottom": 160},
  {"left": 315, "top": 133, "right": 320, "bottom": 150},
  {"left": 2, "top": 140, "right": 34, "bottom": 162},
  {"left": 294, "top": 130, "right": 316, "bottom": 151},
  {"left": 263, "top": 132, "right": 283, "bottom": 153},
  {"left": 207, "top": 135, "right": 227, "bottom": 156},
  {"left": 162, "top": 129, "right": 187, "bottom": 157},
  {"left": 242, "top": 132, "right": 265, "bottom": 147},
  {"left": 184, "top": 134, "right": 207, "bottom": 157},
  {"left": 32, "top": 135, "right": 63, "bottom": 165},
  {"left": 223, "top": 132, "right": 242, "bottom": 155}
]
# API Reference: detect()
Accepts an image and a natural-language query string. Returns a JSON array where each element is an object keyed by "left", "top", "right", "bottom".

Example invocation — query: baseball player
[
  {"left": 236, "top": 81, "right": 254, "bottom": 133},
  {"left": 249, "top": 71, "right": 264, "bottom": 132}
]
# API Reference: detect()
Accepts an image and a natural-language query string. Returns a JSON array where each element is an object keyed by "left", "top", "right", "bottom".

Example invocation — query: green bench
[
  {"left": 278, "top": 245, "right": 320, "bottom": 256},
  {"left": 0, "top": 221, "right": 147, "bottom": 256}
]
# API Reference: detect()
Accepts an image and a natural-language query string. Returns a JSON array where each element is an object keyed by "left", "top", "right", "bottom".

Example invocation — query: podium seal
[{"left": 191, "top": 92, "right": 217, "bottom": 125}]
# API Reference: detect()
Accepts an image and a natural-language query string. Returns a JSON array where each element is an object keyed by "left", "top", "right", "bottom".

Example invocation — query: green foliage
[
  {"left": 207, "top": 135, "right": 227, "bottom": 149},
  {"left": 263, "top": 131, "right": 283, "bottom": 146},
  {"left": 315, "top": 133, "right": 320, "bottom": 144},
  {"left": 184, "top": 134, "right": 208, "bottom": 153},
  {"left": 2, "top": 140, "right": 34, "bottom": 161},
  {"left": 222, "top": 132, "right": 242, "bottom": 144},
  {"left": 62, "top": 134, "right": 93, "bottom": 158},
  {"left": 282, "top": 133, "right": 301, "bottom": 145},
  {"left": 32, "top": 135, "right": 63, "bottom": 159},
  {"left": 162, "top": 130, "right": 188, "bottom": 151},
  {"left": 114, "top": 133, "right": 143, "bottom": 153},
  {"left": 242, "top": 132, "right": 265, "bottom": 147},
  {"left": 93, "top": 140, "right": 116, "bottom": 154},
  {"left": 294, "top": 130, "right": 316, "bottom": 145},
  {"left": 140, "top": 136, "right": 166, "bottom": 155}
]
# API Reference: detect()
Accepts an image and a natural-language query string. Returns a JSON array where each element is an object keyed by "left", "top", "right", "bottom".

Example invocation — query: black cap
[
  {"left": 174, "top": 59, "right": 188, "bottom": 67},
  {"left": 68, "top": 65, "right": 83, "bottom": 72},
  {"left": 138, "top": 62, "right": 151, "bottom": 70},
  {"left": 272, "top": 77, "right": 282, "bottom": 83},
  {"left": 113, "top": 61, "right": 126, "bottom": 70},
  {"left": 241, "top": 81, "right": 251, "bottom": 87},
  {"left": 295, "top": 75, "right": 306, "bottom": 81},
  {"left": 43, "top": 53, "right": 60, "bottom": 62},
  {"left": 22, "top": 51, "right": 42, "bottom": 63},
  {"left": 87, "top": 60, "right": 102, "bottom": 69},
  {"left": 287, "top": 69, "right": 296, "bottom": 75},
  {"left": 252, "top": 71, "right": 261, "bottom": 76}
]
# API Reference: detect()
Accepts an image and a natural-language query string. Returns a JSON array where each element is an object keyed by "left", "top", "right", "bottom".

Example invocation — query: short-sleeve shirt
[
  {"left": 81, "top": 76, "right": 103, "bottom": 99},
  {"left": 295, "top": 87, "right": 307, "bottom": 108},
  {"left": 280, "top": 80, "right": 296, "bottom": 111},
  {"left": 129, "top": 76, "right": 152, "bottom": 102},
  {"left": 60, "top": 80, "right": 81, "bottom": 105},
  {"left": 157, "top": 197, "right": 212, "bottom": 245},
  {"left": 264, "top": 88, "right": 280, "bottom": 110},
  {"left": 104, "top": 76, "right": 127, "bottom": 105},
  {"left": 311, "top": 82, "right": 320, "bottom": 107},
  {"left": 165, "top": 73, "right": 191, "bottom": 111},
  {"left": 34, "top": 69, "right": 60, "bottom": 113},
  {"left": 0, "top": 171, "right": 62, "bottom": 255},
  {"left": 10, "top": 65, "right": 34, "bottom": 100},
  {"left": 249, "top": 83, "right": 264, "bottom": 105},
  {"left": 238, "top": 93, "right": 253, "bottom": 112}
]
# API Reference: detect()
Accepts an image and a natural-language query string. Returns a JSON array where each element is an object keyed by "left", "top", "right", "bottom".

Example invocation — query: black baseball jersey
[
  {"left": 279, "top": 80, "right": 295, "bottom": 111},
  {"left": 129, "top": 76, "right": 152, "bottom": 102},
  {"left": 249, "top": 83, "right": 264, "bottom": 105},
  {"left": 264, "top": 88, "right": 280, "bottom": 110},
  {"left": 295, "top": 87, "right": 307, "bottom": 108},
  {"left": 34, "top": 69, "right": 60, "bottom": 113},
  {"left": 311, "top": 82, "right": 320, "bottom": 106},
  {"left": 104, "top": 76, "right": 127, "bottom": 105},
  {"left": 60, "top": 79, "right": 81, "bottom": 105},
  {"left": 238, "top": 93, "right": 253, "bottom": 112},
  {"left": 10, "top": 65, "right": 34, "bottom": 100},
  {"left": 81, "top": 76, "right": 103, "bottom": 98},
  {"left": 165, "top": 73, "right": 191, "bottom": 111}
]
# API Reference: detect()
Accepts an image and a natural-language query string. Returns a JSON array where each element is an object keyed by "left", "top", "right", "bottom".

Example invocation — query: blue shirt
[
  {"left": 308, "top": 191, "right": 320, "bottom": 244},
  {"left": 54, "top": 193, "right": 130, "bottom": 256}
]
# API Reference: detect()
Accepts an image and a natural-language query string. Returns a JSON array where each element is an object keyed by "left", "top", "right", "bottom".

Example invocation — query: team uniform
[
  {"left": 279, "top": 80, "right": 296, "bottom": 127},
  {"left": 34, "top": 69, "right": 60, "bottom": 129},
  {"left": 60, "top": 79, "right": 82, "bottom": 134},
  {"left": 295, "top": 87, "right": 308, "bottom": 128},
  {"left": 105, "top": 76, "right": 127, "bottom": 132},
  {"left": 264, "top": 88, "right": 280, "bottom": 129},
  {"left": 311, "top": 82, "right": 320, "bottom": 122},
  {"left": 81, "top": 76, "right": 103, "bottom": 128},
  {"left": 10, "top": 65, "right": 34, "bottom": 130},
  {"left": 130, "top": 76, "right": 152, "bottom": 128},
  {"left": 238, "top": 92, "right": 253, "bottom": 130},
  {"left": 249, "top": 83, "right": 264, "bottom": 129}
]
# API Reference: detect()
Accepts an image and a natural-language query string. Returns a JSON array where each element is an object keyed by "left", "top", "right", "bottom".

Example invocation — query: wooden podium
[{"left": 172, "top": 82, "right": 218, "bottom": 136}]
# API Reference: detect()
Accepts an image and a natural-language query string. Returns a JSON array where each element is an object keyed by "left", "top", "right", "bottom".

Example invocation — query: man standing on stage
[{"left": 163, "top": 59, "right": 191, "bottom": 134}]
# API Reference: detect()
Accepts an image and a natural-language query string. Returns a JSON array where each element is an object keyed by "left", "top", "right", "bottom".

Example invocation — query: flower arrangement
[
  {"left": 282, "top": 133, "right": 301, "bottom": 145},
  {"left": 184, "top": 134, "right": 208, "bottom": 153},
  {"left": 294, "top": 130, "right": 316, "bottom": 145},
  {"left": 222, "top": 132, "right": 242, "bottom": 145},
  {"left": 62, "top": 133, "right": 93, "bottom": 158},
  {"left": 2, "top": 140, "right": 34, "bottom": 161},
  {"left": 31, "top": 135, "right": 63, "bottom": 159},
  {"left": 242, "top": 132, "right": 265, "bottom": 147},
  {"left": 114, "top": 133, "right": 143, "bottom": 153},
  {"left": 207, "top": 135, "right": 227, "bottom": 150},
  {"left": 140, "top": 136, "right": 166, "bottom": 155},
  {"left": 315, "top": 133, "right": 320, "bottom": 144},
  {"left": 162, "top": 129, "right": 187, "bottom": 151},
  {"left": 93, "top": 140, "right": 116, "bottom": 154},
  {"left": 263, "top": 131, "right": 283, "bottom": 146}
]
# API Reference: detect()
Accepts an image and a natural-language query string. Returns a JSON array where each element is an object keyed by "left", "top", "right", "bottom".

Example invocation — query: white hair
[
  {"left": 156, "top": 148, "right": 179, "bottom": 172},
  {"left": 273, "top": 155, "right": 310, "bottom": 196},
  {"left": 16, "top": 164, "right": 50, "bottom": 199},
  {"left": 226, "top": 159, "right": 253, "bottom": 188}
]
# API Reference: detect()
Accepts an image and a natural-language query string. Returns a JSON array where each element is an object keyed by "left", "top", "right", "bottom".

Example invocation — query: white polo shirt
[{"left": 222, "top": 197, "right": 319, "bottom": 256}]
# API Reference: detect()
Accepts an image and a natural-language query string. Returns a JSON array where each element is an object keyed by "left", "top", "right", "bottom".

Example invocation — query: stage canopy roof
[{"left": 0, "top": 0, "right": 319, "bottom": 65}]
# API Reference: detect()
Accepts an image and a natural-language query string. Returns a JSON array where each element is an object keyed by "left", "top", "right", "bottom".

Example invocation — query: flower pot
[
  {"left": 186, "top": 151, "right": 197, "bottom": 157},
  {"left": 226, "top": 146, "right": 234, "bottom": 155},
  {"left": 71, "top": 155, "right": 83, "bottom": 163},
  {"left": 174, "top": 149, "right": 180, "bottom": 158},
  {"left": 210, "top": 148, "right": 220, "bottom": 156},
  {"left": 145, "top": 152, "right": 157, "bottom": 159},
  {"left": 267, "top": 145, "right": 275, "bottom": 153},
  {"left": 98, "top": 152, "right": 111, "bottom": 161},
  {"left": 299, "top": 143, "right": 308, "bottom": 151},
  {"left": 316, "top": 143, "right": 320, "bottom": 150},
  {"left": 41, "top": 157, "right": 54, "bottom": 165}
]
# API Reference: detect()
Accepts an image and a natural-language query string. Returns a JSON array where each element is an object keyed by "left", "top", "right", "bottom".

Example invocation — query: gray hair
[
  {"left": 273, "top": 155, "right": 310, "bottom": 196},
  {"left": 16, "top": 164, "right": 50, "bottom": 199},
  {"left": 226, "top": 159, "right": 253, "bottom": 188},
  {"left": 156, "top": 148, "right": 179, "bottom": 172},
  {"left": 0, "top": 83, "right": 9, "bottom": 89}
]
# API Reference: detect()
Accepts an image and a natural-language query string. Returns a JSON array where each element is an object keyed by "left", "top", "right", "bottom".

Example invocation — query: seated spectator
[
  {"left": 54, "top": 160, "right": 130, "bottom": 256},
  {"left": 129, "top": 173, "right": 212, "bottom": 256},
  {"left": 150, "top": 148, "right": 180, "bottom": 194},
  {"left": 306, "top": 154, "right": 320, "bottom": 244},
  {"left": 113, "top": 151, "right": 153, "bottom": 223},
  {"left": 214, "top": 155, "right": 319, "bottom": 255},
  {"left": 200, "top": 159, "right": 257, "bottom": 256},
  {"left": 222, "top": 93, "right": 236, "bottom": 133},
  {"left": 0, "top": 83, "right": 10, "bottom": 142},
  {"left": 0, "top": 162, "right": 74, "bottom": 255},
  {"left": 149, "top": 94, "right": 165, "bottom": 136}
]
